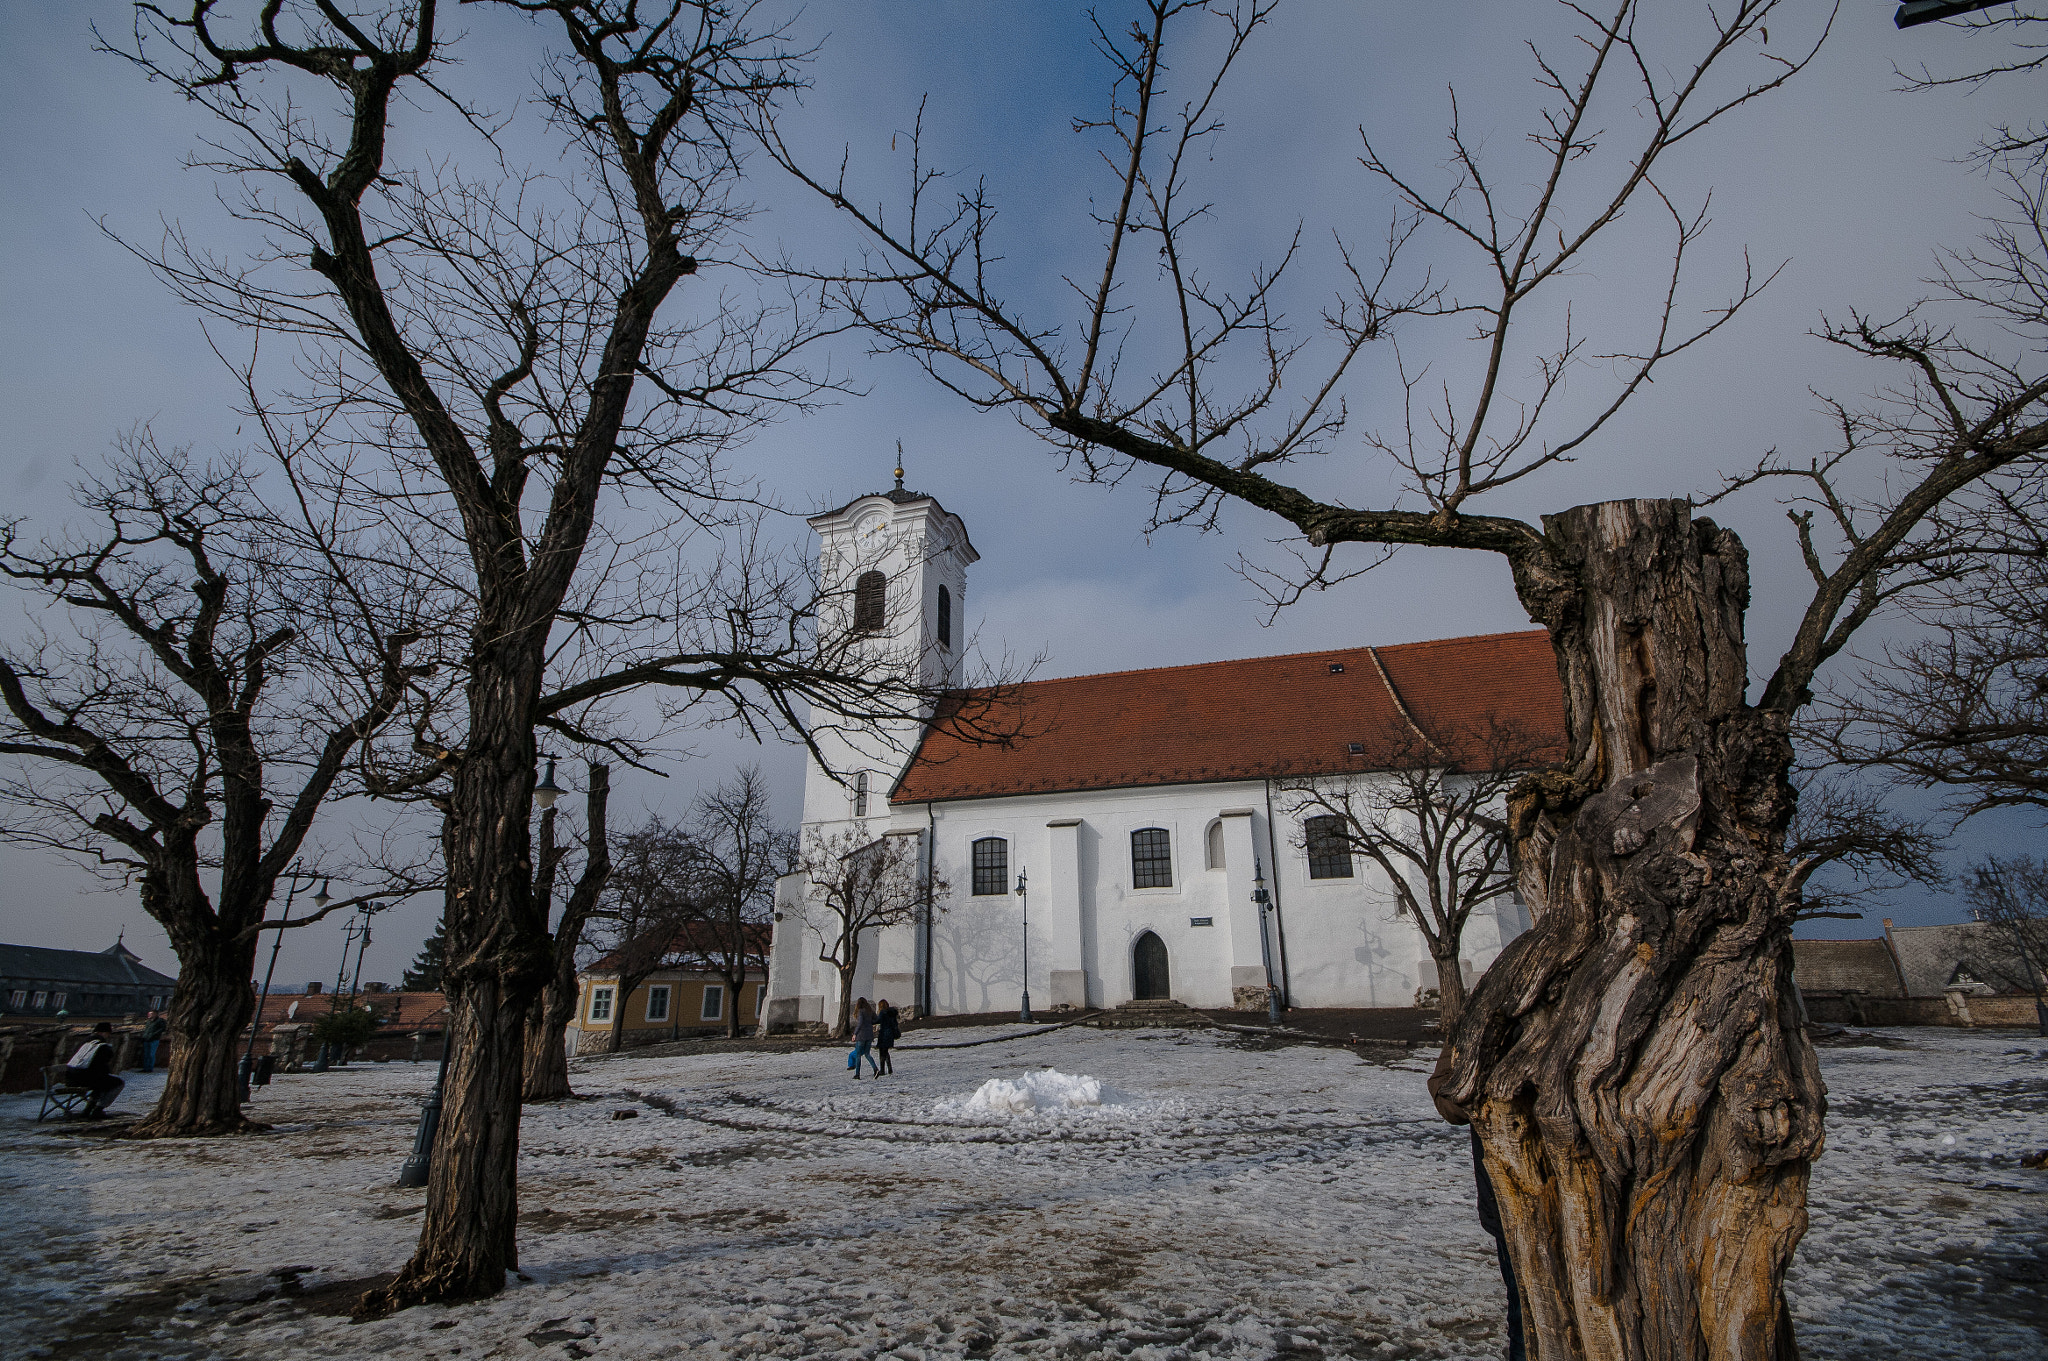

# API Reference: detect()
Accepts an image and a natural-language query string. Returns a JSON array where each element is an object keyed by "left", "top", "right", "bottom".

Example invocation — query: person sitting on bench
[{"left": 64, "top": 1022, "right": 124, "bottom": 1117}]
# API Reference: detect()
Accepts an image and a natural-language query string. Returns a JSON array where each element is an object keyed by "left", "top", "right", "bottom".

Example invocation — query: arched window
[
  {"left": 971, "top": 836, "right": 1008, "bottom": 896},
  {"left": 1206, "top": 820, "right": 1226, "bottom": 870},
  {"left": 852, "top": 570, "right": 886, "bottom": 634},
  {"left": 853, "top": 772, "right": 870, "bottom": 818},
  {"left": 1130, "top": 827, "right": 1173, "bottom": 888},
  {"left": 937, "top": 584, "right": 952, "bottom": 650},
  {"left": 1305, "top": 815, "right": 1354, "bottom": 879}
]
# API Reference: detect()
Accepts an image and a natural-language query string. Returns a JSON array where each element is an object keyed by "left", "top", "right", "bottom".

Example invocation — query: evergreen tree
[{"left": 403, "top": 923, "right": 446, "bottom": 993}]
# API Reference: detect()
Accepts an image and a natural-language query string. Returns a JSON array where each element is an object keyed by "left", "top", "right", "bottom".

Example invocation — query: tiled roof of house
[
  {"left": 253, "top": 989, "right": 446, "bottom": 1031},
  {"left": 1790, "top": 939, "right": 1904, "bottom": 997},
  {"left": 0, "top": 941, "right": 178, "bottom": 989},
  {"left": 1887, "top": 921, "right": 2027, "bottom": 997},
  {"left": 891, "top": 630, "right": 1567, "bottom": 804}
]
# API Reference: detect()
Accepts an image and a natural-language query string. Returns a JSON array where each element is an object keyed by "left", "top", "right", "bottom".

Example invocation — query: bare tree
[
  {"left": 1277, "top": 715, "right": 1557, "bottom": 1029},
  {"left": 1806, "top": 522, "right": 2048, "bottom": 823},
  {"left": 795, "top": 828, "right": 946, "bottom": 1039},
  {"left": 766, "top": 2, "right": 2048, "bottom": 1351},
  {"left": 523, "top": 761, "right": 610, "bottom": 1101},
  {"left": 106, "top": 0, "right": 1009, "bottom": 1309},
  {"left": 585, "top": 814, "right": 704, "bottom": 1053},
  {"left": 682, "top": 765, "right": 791, "bottom": 1038},
  {"left": 1963, "top": 854, "right": 2048, "bottom": 1033},
  {"left": 1780, "top": 770, "right": 1948, "bottom": 922},
  {"left": 0, "top": 435, "right": 430, "bottom": 1136},
  {"left": 1896, "top": 5, "right": 2048, "bottom": 169}
]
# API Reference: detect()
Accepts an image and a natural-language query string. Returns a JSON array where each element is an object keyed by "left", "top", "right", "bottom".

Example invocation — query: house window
[
  {"left": 854, "top": 772, "right": 870, "bottom": 818},
  {"left": 1306, "top": 815, "right": 1354, "bottom": 879},
  {"left": 1131, "top": 828, "right": 1173, "bottom": 889},
  {"left": 971, "top": 837, "right": 1009, "bottom": 896},
  {"left": 50, "top": 993, "right": 66, "bottom": 1012},
  {"left": 702, "top": 985, "right": 725, "bottom": 1021},
  {"left": 646, "top": 985, "right": 671, "bottom": 1023},
  {"left": 1206, "top": 821, "right": 1226, "bottom": 870},
  {"left": 8, "top": 990, "right": 24, "bottom": 1010},
  {"left": 754, "top": 983, "right": 768, "bottom": 1019},
  {"left": 589, "top": 986, "right": 614, "bottom": 1022},
  {"left": 937, "top": 585, "right": 952, "bottom": 650},
  {"left": 853, "top": 570, "right": 886, "bottom": 634},
  {"left": 31, "top": 992, "right": 47, "bottom": 1010},
  {"left": 151, "top": 995, "right": 165, "bottom": 1009}
]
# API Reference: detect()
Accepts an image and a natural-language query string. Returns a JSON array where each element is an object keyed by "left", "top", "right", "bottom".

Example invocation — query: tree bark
[
  {"left": 722, "top": 965, "right": 747, "bottom": 1039},
  {"left": 131, "top": 889, "right": 262, "bottom": 1137},
  {"left": 835, "top": 957, "right": 857, "bottom": 1040},
  {"left": 364, "top": 669, "right": 551, "bottom": 1310},
  {"left": 522, "top": 986, "right": 576, "bottom": 1102},
  {"left": 524, "top": 764, "right": 609, "bottom": 1101},
  {"left": 1442, "top": 499, "right": 1823, "bottom": 1361},
  {"left": 1433, "top": 948, "right": 1469, "bottom": 1033}
]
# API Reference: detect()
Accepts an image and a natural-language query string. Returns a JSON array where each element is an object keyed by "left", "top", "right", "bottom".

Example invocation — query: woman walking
[
  {"left": 874, "top": 999, "right": 900, "bottom": 1076},
  {"left": 849, "top": 997, "right": 881, "bottom": 1079}
]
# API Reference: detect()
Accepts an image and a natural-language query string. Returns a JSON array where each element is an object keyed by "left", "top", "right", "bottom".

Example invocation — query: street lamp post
[
  {"left": 1252, "top": 857, "right": 1282, "bottom": 1025},
  {"left": 1015, "top": 866, "right": 1032, "bottom": 1023},
  {"left": 395, "top": 1012, "right": 452, "bottom": 1189},
  {"left": 240, "top": 870, "right": 327, "bottom": 1099},
  {"left": 314, "top": 903, "right": 377, "bottom": 1069}
]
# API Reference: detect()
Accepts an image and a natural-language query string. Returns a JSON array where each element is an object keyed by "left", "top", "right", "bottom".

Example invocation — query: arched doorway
[{"left": 1133, "top": 931, "right": 1171, "bottom": 1000}]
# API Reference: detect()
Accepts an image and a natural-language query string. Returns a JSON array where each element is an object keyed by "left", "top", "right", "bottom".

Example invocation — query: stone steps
[{"left": 1085, "top": 999, "right": 1212, "bottom": 1030}]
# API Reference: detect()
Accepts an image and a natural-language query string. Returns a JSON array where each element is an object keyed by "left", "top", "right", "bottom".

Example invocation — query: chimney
[
  {"left": 306, "top": 981, "right": 323, "bottom": 995},
  {"left": 363, "top": 981, "right": 388, "bottom": 995}
]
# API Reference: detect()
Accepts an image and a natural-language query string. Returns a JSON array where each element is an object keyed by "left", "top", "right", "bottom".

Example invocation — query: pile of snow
[{"left": 954, "top": 1068, "right": 1115, "bottom": 1114}]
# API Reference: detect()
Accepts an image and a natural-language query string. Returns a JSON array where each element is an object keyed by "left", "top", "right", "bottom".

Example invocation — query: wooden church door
[{"left": 1133, "top": 931, "right": 1170, "bottom": 1000}]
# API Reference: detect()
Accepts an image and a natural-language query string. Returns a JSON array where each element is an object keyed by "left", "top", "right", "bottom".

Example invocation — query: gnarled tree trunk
[
  {"left": 521, "top": 996, "right": 575, "bottom": 1102},
  {"left": 364, "top": 672, "right": 553, "bottom": 1309},
  {"left": 133, "top": 894, "right": 262, "bottom": 1137},
  {"left": 1443, "top": 499, "right": 1825, "bottom": 1361}
]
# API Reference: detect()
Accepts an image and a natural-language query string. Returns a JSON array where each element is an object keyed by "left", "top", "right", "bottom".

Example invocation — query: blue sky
[{"left": 1, "top": 2, "right": 2040, "bottom": 983}]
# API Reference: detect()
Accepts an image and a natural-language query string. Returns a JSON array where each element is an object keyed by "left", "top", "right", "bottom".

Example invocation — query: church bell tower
[{"left": 799, "top": 463, "right": 978, "bottom": 834}]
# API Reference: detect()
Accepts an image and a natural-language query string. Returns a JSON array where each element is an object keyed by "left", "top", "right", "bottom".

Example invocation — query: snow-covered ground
[{"left": 0, "top": 1027, "right": 2040, "bottom": 1360}]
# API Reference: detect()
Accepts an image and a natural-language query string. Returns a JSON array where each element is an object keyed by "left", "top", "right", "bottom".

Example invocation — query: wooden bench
[{"left": 37, "top": 1065, "right": 99, "bottom": 1121}]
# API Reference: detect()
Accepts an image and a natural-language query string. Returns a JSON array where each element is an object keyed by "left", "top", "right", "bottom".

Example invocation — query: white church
[{"left": 763, "top": 477, "right": 1564, "bottom": 1029}]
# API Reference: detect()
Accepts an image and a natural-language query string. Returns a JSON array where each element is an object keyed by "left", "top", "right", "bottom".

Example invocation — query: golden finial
[{"left": 894, "top": 439, "right": 905, "bottom": 490}]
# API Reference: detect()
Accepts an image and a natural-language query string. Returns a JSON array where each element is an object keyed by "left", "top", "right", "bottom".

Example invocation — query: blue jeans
[
  {"left": 142, "top": 1041, "right": 160, "bottom": 1073},
  {"left": 852, "top": 1039, "right": 878, "bottom": 1075}
]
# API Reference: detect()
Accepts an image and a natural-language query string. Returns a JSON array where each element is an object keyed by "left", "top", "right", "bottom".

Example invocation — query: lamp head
[
  {"left": 534, "top": 757, "right": 563, "bottom": 810},
  {"left": 311, "top": 878, "right": 332, "bottom": 910}
]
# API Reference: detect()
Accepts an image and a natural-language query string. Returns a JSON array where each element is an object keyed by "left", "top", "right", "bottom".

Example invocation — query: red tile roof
[
  {"left": 252, "top": 989, "right": 446, "bottom": 1032},
  {"left": 892, "top": 630, "right": 1567, "bottom": 804}
]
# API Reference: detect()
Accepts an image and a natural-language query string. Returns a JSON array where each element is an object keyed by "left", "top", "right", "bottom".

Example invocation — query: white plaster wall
[{"left": 869, "top": 778, "right": 1532, "bottom": 1015}]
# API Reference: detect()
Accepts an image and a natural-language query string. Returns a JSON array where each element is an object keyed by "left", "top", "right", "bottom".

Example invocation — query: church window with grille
[
  {"left": 1131, "top": 828, "right": 1173, "bottom": 888},
  {"left": 1305, "top": 815, "right": 1354, "bottom": 879},
  {"left": 853, "top": 570, "right": 886, "bottom": 634},
  {"left": 971, "top": 837, "right": 1008, "bottom": 896},
  {"left": 937, "top": 585, "right": 952, "bottom": 650},
  {"left": 853, "top": 772, "right": 870, "bottom": 818}
]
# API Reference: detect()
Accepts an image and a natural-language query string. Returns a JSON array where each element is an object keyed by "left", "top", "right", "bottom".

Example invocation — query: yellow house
[{"left": 566, "top": 922, "right": 771, "bottom": 1053}]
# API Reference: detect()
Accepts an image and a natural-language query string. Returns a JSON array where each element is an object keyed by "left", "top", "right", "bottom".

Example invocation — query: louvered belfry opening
[{"left": 852, "top": 570, "right": 886, "bottom": 634}]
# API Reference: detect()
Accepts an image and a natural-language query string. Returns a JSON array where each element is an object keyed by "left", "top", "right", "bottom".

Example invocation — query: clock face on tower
[{"left": 855, "top": 513, "right": 888, "bottom": 555}]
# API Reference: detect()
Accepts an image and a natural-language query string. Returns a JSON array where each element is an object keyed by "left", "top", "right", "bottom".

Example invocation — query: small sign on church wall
[{"left": 1189, "top": 917, "right": 1214, "bottom": 927}]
